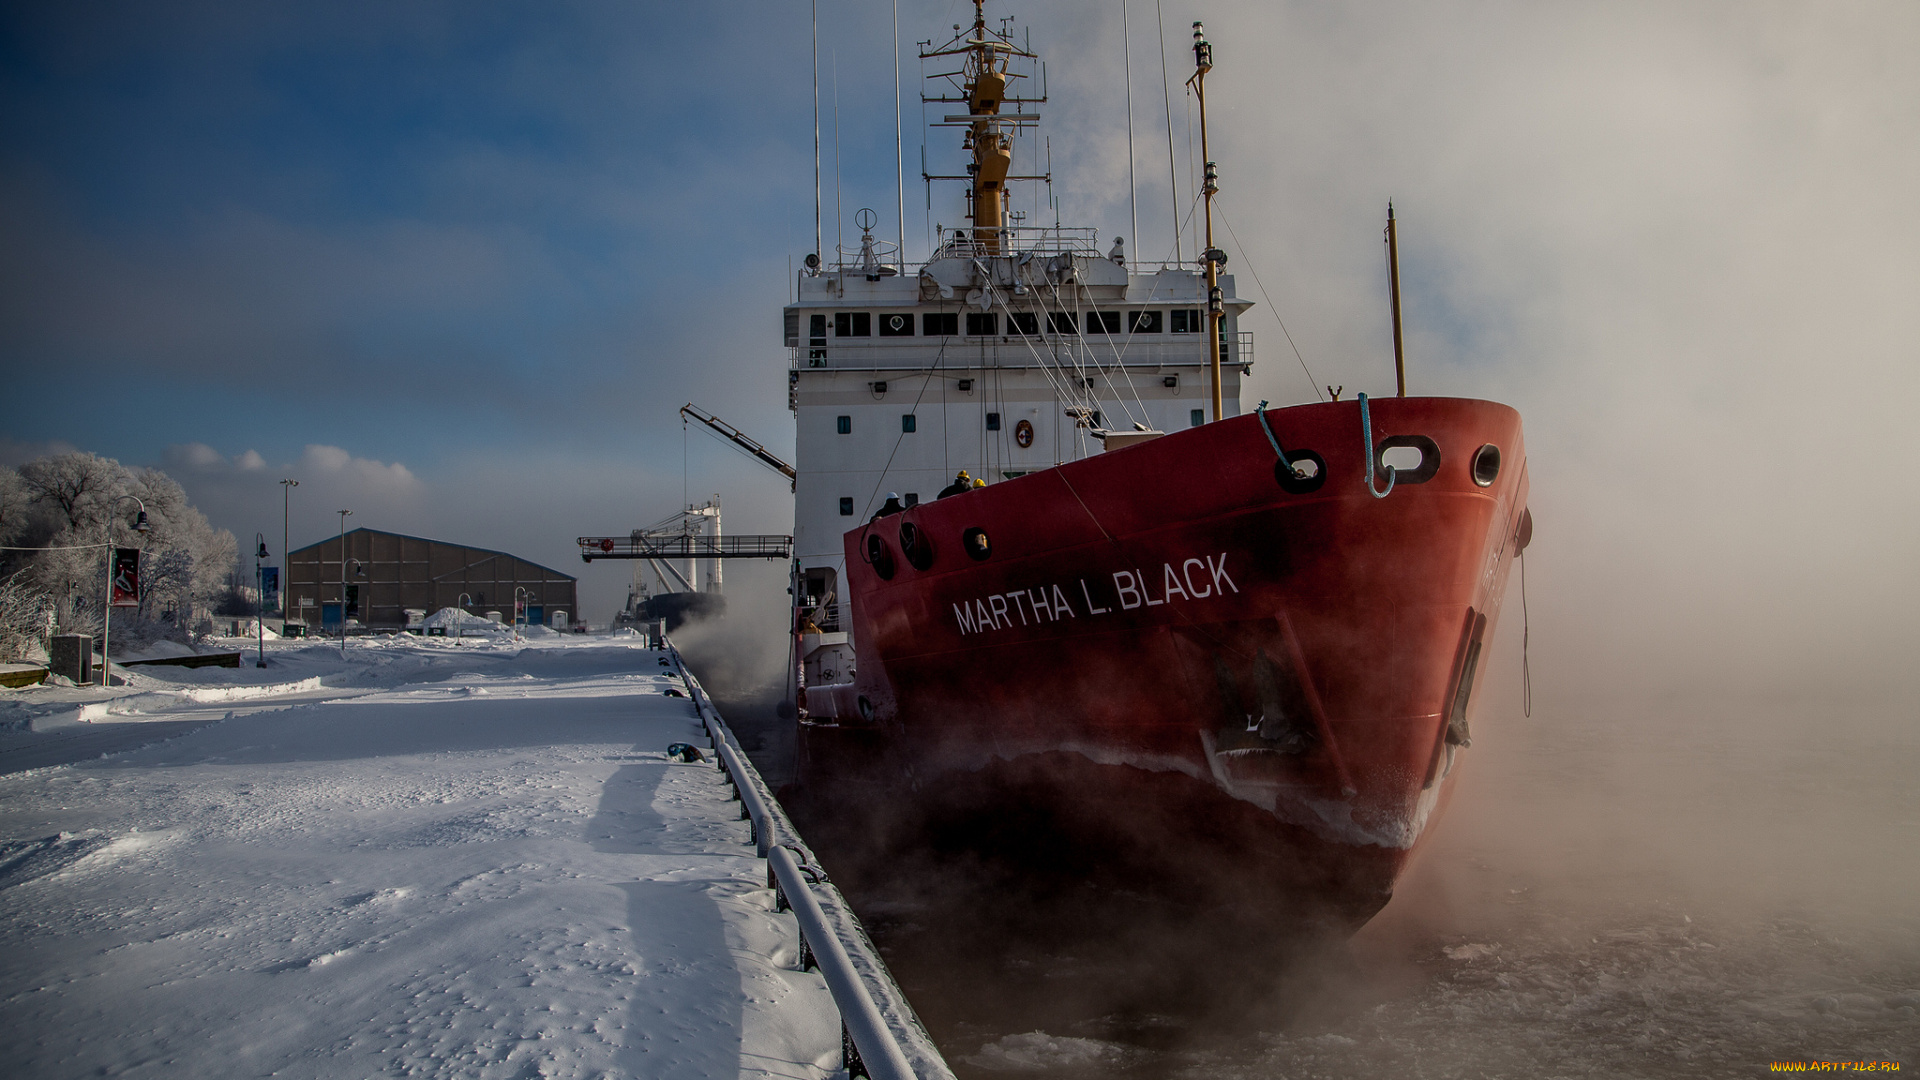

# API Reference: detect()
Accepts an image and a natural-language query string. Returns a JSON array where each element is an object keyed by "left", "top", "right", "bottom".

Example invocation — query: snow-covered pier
[{"left": 0, "top": 633, "right": 949, "bottom": 1079}]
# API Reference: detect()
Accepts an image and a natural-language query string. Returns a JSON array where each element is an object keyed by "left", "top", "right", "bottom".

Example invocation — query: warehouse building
[{"left": 285, "top": 528, "right": 577, "bottom": 632}]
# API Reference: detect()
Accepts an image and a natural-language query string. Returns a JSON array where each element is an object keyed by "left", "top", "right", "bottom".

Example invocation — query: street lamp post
[
  {"left": 456, "top": 592, "right": 471, "bottom": 641},
  {"left": 254, "top": 534, "right": 270, "bottom": 668},
  {"left": 279, "top": 479, "right": 297, "bottom": 629},
  {"left": 514, "top": 586, "right": 531, "bottom": 643},
  {"left": 100, "top": 494, "right": 150, "bottom": 686},
  {"left": 337, "top": 510, "right": 352, "bottom": 648}
]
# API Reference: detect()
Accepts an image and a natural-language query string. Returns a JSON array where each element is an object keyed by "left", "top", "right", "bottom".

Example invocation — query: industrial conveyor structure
[{"left": 577, "top": 532, "right": 793, "bottom": 562}]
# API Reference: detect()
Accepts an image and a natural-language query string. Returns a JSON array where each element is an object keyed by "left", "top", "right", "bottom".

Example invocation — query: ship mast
[
  {"left": 968, "top": 4, "right": 1008, "bottom": 251},
  {"left": 1189, "top": 21, "right": 1223, "bottom": 421},
  {"left": 921, "top": 3, "right": 1042, "bottom": 255}
]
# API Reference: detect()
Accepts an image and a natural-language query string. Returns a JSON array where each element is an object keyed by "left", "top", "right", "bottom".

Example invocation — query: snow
[
  {"left": 0, "top": 635, "right": 844, "bottom": 1078},
  {"left": 422, "top": 607, "right": 512, "bottom": 634}
]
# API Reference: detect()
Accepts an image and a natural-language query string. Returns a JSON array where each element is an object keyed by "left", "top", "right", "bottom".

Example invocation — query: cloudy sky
[{"left": 3, "top": 0, "right": 1915, "bottom": 698}]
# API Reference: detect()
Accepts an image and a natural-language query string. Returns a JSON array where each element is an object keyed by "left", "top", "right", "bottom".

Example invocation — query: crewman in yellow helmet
[{"left": 937, "top": 469, "right": 976, "bottom": 499}]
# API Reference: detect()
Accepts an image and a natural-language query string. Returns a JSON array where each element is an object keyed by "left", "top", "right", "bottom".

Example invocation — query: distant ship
[{"left": 782, "top": 2, "right": 1531, "bottom": 928}]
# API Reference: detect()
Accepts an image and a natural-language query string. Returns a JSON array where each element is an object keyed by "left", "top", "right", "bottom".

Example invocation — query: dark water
[{"left": 690, "top": 639, "right": 1919, "bottom": 1077}]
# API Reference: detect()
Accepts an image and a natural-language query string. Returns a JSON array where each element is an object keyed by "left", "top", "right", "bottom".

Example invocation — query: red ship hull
[{"left": 796, "top": 396, "right": 1529, "bottom": 930}]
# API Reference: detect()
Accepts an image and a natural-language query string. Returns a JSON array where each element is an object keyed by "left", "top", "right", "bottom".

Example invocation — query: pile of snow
[
  {"left": 519, "top": 624, "right": 559, "bottom": 639},
  {"left": 116, "top": 640, "right": 200, "bottom": 662},
  {"left": 421, "top": 608, "right": 510, "bottom": 634}
]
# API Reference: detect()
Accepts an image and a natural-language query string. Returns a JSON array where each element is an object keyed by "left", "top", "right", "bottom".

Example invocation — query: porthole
[
  {"left": 865, "top": 534, "right": 895, "bottom": 580},
  {"left": 1275, "top": 449, "right": 1326, "bottom": 495},
  {"left": 899, "top": 521, "right": 934, "bottom": 571},
  {"left": 1472, "top": 444, "right": 1502, "bottom": 487},
  {"left": 962, "top": 527, "right": 992, "bottom": 561}
]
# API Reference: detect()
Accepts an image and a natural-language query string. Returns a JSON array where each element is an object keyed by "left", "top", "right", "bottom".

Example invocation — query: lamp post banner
[
  {"left": 110, "top": 548, "right": 141, "bottom": 607},
  {"left": 261, "top": 567, "right": 280, "bottom": 612}
]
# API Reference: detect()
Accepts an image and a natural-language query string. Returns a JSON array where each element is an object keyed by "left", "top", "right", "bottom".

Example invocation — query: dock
[{"left": 0, "top": 632, "right": 951, "bottom": 1079}]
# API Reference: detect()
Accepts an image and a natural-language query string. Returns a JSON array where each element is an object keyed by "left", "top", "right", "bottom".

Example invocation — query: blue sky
[{"left": 3, "top": 1, "right": 1917, "bottom": 697}]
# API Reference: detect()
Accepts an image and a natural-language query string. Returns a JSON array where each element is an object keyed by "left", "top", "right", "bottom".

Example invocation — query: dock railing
[{"left": 664, "top": 638, "right": 956, "bottom": 1080}]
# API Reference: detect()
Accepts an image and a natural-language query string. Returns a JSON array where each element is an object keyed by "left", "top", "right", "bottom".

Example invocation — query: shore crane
[{"left": 680, "top": 403, "right": 797, "bottom": 491}]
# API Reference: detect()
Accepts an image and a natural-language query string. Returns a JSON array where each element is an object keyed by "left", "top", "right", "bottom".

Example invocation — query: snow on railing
[{"left": 664, "top": 639, "right": 956, "bottom": 1080}]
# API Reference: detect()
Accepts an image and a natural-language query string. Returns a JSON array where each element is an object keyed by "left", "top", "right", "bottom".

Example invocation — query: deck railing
[{"left": 665, "top": 639, "right": 955, "bottom": 1080}]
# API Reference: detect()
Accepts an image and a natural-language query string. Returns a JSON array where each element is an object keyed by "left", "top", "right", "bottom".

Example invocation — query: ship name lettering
[
  {"left": 1115, "top": 554, "right": 1238, "bottom": 610},
  {"left": 1051, "top": 584, "right": 1076, "bottom": 620},
  {"left": 987, "top": 593, "right": 1012, "bottom": 629},
  {"left": 1208, "top": 554, "right": 1238, "bottom": 595},
  {"left": 1080, "top": 578, "right": 1111, "bottom": 615},
  {"left": 953, "top": 556, "right": 1235, "bottom": 635},
  {"left": 1161, "top": 563, "right": 1191, "bottom": 603},
  {"left": 1182, "top": 557, "right": 1212, "bottom": 598},
  {"left": 1006, "top": 590, "right": 1032, "bottom": 626}
]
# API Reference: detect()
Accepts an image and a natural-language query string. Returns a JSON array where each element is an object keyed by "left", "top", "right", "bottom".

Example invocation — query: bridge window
[
  {"left": 879, "top": 312, "right": 913, "bottom": 336},
  {"left": 901, "top": 414, "right": 917, "bottom": 433},
  {"left": 1191, "top": 409, "right": 1204, "bottom": 427},
  {"left": 837, "top": 415, "right": 851, "bottom": 434},
  {"left": 1130, "top": 310, "right": 1163, "bottom": 333},
  {"left": 1086, "top": 311, "right": 1121, "bottom": 335},
  {"left": 1009, "top": 312, "right": 1039, "bottom": 336},
  {"left": 923, "top": 312, "right": 958, "bottom": 336},
  {"left": 1171, "top": 308, "right": 1202, "bottom": 333},
  {"left": 965, "top": 312, "right": 998, "bottom": 336},
  {"left": 784, "top": 310, "right": 800, "bottom": 347},
  {"left": 986, "top": 412, "right": 1001, "bottom": 431},
  {"left": 1047, "top": 312, "right": 1079, "bottom": 335},
  {"left": 839, "top": 497, "right": 853, "bottom": 516},
  {"left": 835, "top": 312, "right": 871, "bottom": 337}
]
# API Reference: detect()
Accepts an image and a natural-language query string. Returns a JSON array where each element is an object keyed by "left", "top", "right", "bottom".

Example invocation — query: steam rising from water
[{"left": 737, "top": 639, "right": 1919, "bottom": 1076}]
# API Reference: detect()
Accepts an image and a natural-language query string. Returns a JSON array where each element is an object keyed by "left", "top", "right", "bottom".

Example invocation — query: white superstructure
[{"left": 783, "top": 228, "right": 1252, "bottom": 686}]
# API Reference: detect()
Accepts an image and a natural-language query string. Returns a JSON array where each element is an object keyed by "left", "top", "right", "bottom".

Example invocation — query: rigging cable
[
  {"left": 1156, "top": 0, "right": 1181, "bottom": 262},
  {"left": 1521, "top": 547, "right": 1532, "bottom": 717},
  {"left": 856, "top": 339, "right": 949, "bottom": 522},
  {"left": 1213, "top": 197, "right": 1325, "bottom": 402}
]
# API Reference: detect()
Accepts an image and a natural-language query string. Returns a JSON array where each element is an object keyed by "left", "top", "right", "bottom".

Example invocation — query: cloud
[
  {"left": 0, "top": 438, "right": 81, "bottom": 468},
  {"left": 294, "top": 444, "right": 419, "bottom": 494},
  {"left": 163, "top": 442, "right": 284, "bottom": 476},
  {"left": 168, "top": 442, "right": 227, "bottom": 470}
]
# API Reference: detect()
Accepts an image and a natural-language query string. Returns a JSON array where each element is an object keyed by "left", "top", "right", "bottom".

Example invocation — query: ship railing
[
  {"left": 790, "top": 331, "right": 1254, "bottom": 373},
  {"left": 800, "top": 600, "right": 842, "bottom": 634},
  {"left": 929, "top": 225, "right": 1101, "bottom": 260},
  {"left": 664, "top": 639, "right": 955, "bottom": 1080}
]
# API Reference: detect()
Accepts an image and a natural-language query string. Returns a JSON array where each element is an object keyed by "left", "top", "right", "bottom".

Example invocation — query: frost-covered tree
[
  {"left": 3, "top": 452, "right": 237, "bottom": 655},
  {"left": 18, "top": 452, "right": 125, "bottom": 534},
  {"left": 0, "top": 570, "right": 55, "bottom": 662},
  {"left": 0, "top": 469, "right": 31, "bottom": 547}
]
